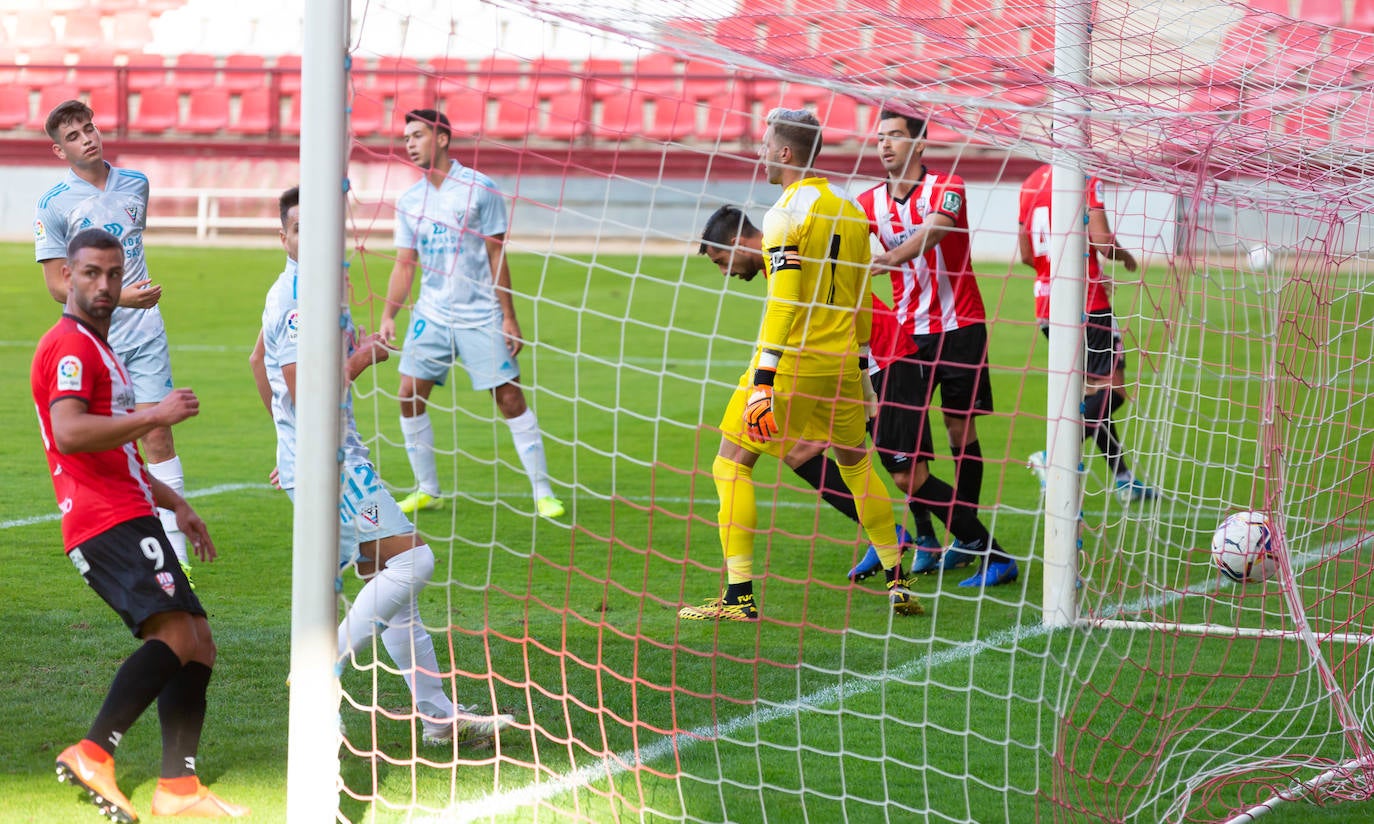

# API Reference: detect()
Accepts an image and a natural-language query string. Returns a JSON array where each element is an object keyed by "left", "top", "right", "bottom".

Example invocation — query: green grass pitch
[{"left": 0, "top": 241, "right": 1369, "bottom": 823}]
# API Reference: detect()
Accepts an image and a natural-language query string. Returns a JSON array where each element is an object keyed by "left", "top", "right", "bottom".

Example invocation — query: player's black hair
[
  {"left": 878, "top": 108, "right": 928, "bottom": 140},
  {"left": 67, "top": 227, "right": 122, "bottom": 260},
  {"left": 279, "top": 186, "right": 300, "bottom": 227},
  {"left": 405, "top": 108, "right": 452, "bottom": 144},
  {"left": 45, "top": 99, "right": 94, "bottom": 142},
  {"left": 699, "top": 205, "right": 759, "bottom": 254}
]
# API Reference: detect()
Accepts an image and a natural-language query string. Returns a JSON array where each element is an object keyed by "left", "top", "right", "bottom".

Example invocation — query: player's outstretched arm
[
  {"left": 379, "top": 248, "right": 419, "bottom": 344},
  {"left": 346, "top": 332, "right": 390, "bottom": 382},
  {"left": 149, "top": 476, "right": 217, "bottom": 562},
  {"left": 49, "top": 388, "right": 200, "bottom": 455}
]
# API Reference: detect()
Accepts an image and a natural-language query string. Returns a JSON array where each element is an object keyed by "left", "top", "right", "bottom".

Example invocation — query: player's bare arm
[
  {"left": 49, "top": 388, "right": 199, "bottom": 454},
  {"left": 41, "top": 257, "right": 162, "bottom": 308},
  {"left": 249, "top": 331, "right": 273, "bottom": 413},
  {"left": 149, "top": 475, "right": 217, "bottom": 562},
  {"left": 486, "top": 233, "right": 524, "bottom": 356},
  {"left": 1018, "top": 230, "right": 1036, "bottom": 268},
  {"left": 1088, "top": 208, "right": 1138, "bottom": 271},
  {"left": 347, "top": 331, "right": 391, "bottom": 381},
  {"left": 379, "top": 247, "right": 419, "bottom": 344},
  {"left": 872, "top": 213, "right": 955, "bottom": 269}
]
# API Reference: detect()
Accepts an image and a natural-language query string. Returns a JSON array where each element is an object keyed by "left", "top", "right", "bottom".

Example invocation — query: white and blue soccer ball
[{"left": 1211, "top": 511, "right": 1277, "bottom": 583}]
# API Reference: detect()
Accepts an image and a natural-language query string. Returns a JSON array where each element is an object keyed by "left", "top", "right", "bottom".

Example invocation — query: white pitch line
[
  {"left": 420, "top": 535, "right": 1356, "bottom": 824},
  {"left": 0, "top": 482, "right": 272, "bottom": 530}
]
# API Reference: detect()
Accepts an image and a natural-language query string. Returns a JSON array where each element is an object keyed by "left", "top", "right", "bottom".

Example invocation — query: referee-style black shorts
[
  {"left": 910, "top": 323, "right": 995, "bottom": 418},
  {"left": 67, "top": 516, "right": 205, "bottom": 637},
  {"left": 1039, "top": 308, "right": 1125, "bottom": 381},
  {"left": 871, "top": 357, "right": 938, "bottom": 471}
]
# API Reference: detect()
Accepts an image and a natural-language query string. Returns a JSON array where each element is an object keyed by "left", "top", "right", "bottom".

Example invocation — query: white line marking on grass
[
  {"left": 0, "top": 483, "right": 272, "bottom": 530},
  {"left": 423, "top": 534, "right": 1359, "bottom": 824}
]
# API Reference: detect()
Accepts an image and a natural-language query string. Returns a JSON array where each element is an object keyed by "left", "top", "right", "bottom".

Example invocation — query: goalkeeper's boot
[
  {"left": 423, "top": 706, "right": 516, "bottom": 747},
  {"left": 150, "top": 779, "right": 249, "bottom": 818},
  {"left": 940, "top": 538, "right": 978, "bottom": 571},
  {"left": 886, "top": 574, "right": 925, "bottom": 616},
  {"left": 1115, "top": 477, "right": 1157, "bottom": 503},
  {"left": 56, "top": 743, "right": 139, "bottom": 823},
  {"left": 958, "top": 558, "right": 1020, "bottom": 588},
  {"left": 398, "top": 490, "right": 442, "bottom": 514},
  {"left": 908, "top": 533, "right": 946, "bottom": 575},
  {"left": 180, "top": 561, "right": 196, "bottom": 591},
  {"left": 848, "top": 524, "right": 913, "bottom": 582},
  {"left": 678, "top": 592, "right": 759, "bottom": 622},
  {"left": 536, "top": 495, "right": 565, "bottom": 519}
]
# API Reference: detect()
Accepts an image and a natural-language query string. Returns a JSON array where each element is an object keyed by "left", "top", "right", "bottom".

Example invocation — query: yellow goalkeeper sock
[
  {"left": 713, "top": 454, "right": 756, "bottom": 585},
  {"left": 837, "top": 453, "right": 901, "bottom": 570}
]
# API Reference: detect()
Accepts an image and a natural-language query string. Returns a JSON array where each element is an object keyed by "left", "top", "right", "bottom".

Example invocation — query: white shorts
[
  {"left": 286, "top": 462, "right": 414, "bottom": 569},
  {"left": 119, "top": 334, "right": 175, "bottom": 405},
  {"left": 398, "top": 311, "right": 521, "bottom": 391}
]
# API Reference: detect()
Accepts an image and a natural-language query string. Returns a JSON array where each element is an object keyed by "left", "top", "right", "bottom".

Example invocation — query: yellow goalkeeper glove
[{"left": 743, "top": 366, "right": 778, "bottom": 442}]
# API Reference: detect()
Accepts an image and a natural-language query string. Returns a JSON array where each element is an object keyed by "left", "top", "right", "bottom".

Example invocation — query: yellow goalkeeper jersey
[{"left": 756, "top": 176, "right": 873, "bottom": 377}]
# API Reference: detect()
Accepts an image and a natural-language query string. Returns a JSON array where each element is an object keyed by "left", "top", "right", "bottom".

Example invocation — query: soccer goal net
[{"left": 306, "top": 0, "right": 1374, "bottom": 821}]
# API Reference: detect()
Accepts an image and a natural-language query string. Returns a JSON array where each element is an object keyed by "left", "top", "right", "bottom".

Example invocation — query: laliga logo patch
[
  {"left": 33, "top": 219, "right": 45, "bottom": 241},
  {"left": 941, "top": 191, "right": 963, "bottom": 214},
  {"left": 156, "top": 571, "right": 176, "bottom": 597},
  {"left": 360, "top": 504, "right": 380, "bottom": 526},
  {"left": 286, "top": 309, "right": 300, "bottom": 342},
  {"left": 56, "top": 355, "right": 82, "bottom": 391}
]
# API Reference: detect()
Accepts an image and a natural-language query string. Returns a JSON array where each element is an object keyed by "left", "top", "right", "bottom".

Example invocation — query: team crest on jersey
[
  {"left": 125, "top": 205, "right": 141, "bottom": 224},
  {"left": 941, "top": 191, "right": 963, "bottom": 214},
  {"left": 360, "top": 504, "right": 380, "bottom": 526},
  {"left": 286, "top": 309, "right": 300, "bottom": 342},
  {"left": 56, "top": 355, "right": 82, "bottom": 391},
  {"left": 156, "top": 570, "right": 176, "bottom": 597},
  {"left": 33, "top": 219, "right": 46, "bottom": 241}
]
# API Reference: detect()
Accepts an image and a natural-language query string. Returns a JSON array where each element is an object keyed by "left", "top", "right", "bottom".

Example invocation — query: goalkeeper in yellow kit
[{"left": 679, "top": 108, "right": 923, "bottom": 622}]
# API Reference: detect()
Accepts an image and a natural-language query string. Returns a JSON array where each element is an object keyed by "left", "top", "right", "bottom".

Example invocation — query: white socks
[
  {"left": 381, "top": 598, "right": 456, "bottom": 721},
  {"left": 505, "top": 409, "right": 553, "bottom": 500},
  {"left": 146, "top": 456, "right": 188, "bottom": 565},
  {"left": 399, "top": 413, "right": 440, "bottom": 496},
  {"left": 338, "top": 544, "right": 436, "bottom": 661}
]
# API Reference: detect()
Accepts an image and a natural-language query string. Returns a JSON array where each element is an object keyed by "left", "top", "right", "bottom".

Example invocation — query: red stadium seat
[
  {"left": 695, "top": 85, "right": 750, "bottom": 143},
  {"left": 0, "top": 87, "right": 30, "bottom": 131},
  {"left": 129, "top": 87, "right": 180, "bottom": 134},
  {"left": 440, "top": 88, "right": 486, "bottom": 137},
  {"left": 593, "top": 90, "right": 645, "bottom": 140},
  {"left": 349, "top": 92, "right": 386, "bottom": 138},
  {"left": 110, "top": 10, "right": 154, "bottom": 49},
  {"left": 123, "top": 53, "right": 167, "bottom": 92},
  {"left": 633, "top": 52, "right": 681, "bottom": 95},
  {"left": 281, "top": 93, "right": 301, "bottom": 136},
  {"left": 530, "top": 57, "right": 575, "bottom": 98},
  {"left": 182, "top": 88, "right": 230, "bottom": 134},
  {"left": 544, "top": 89, "right": 589, "bottom": 141},
  {"left": 20, "top": 47, "right": 72, "bottom": 89},
  {"left": 1350, "top": 0, "right": 1374, "bottom": 29},
  {"left": 222, "top": 54, "right": 267, "bottom": 93},
  {"left": 71, "top": 51, "right": 120, "bottom": 92},
  {"left": 28, "top": 85, "right": 82, "bottom": 131},
  {"left": 475, "top": 56, "right": 525, "bottom": 95},
  {"left": 61, "top": 14, "right": 106, "bottom": 50},
  {"left": 997, "top": 0, "right": 1051, "bottom": 26},
  {"left": 488, "top": 89, "right": 537, "bottom": 139},
  {"left": 172, "top": 53, "right": 218, "bottom": 92},
  {"left": 367, "top": 56, "right": 427, "bottom": 99},
  {"left": 86, "top": 86, "right": 124, "bottom": 131},
  {"left": 14, "top": 10, "right": 57, "bottom": 48},
  {"left": 273, "top": 54, "right": 302, "bottom": 95},
  {"left": 643, "top": 91, "right": 694, "bottom": 141},
  {"left": 229, "top": 88, "right": 275, "bottom": 136}
]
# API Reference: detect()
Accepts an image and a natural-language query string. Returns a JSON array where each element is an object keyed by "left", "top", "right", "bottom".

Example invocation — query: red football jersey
[
  {"left": 868, "top": 293, "right": 918, "bottom": 371},
  {"left": 31, "top": 315, "right": 157, "bottom": 551},
  {"left": 857, "top": 169, "right": 986, "bottom": 336},
  {"left": 1018, "top": 163, "right": 1113, "bottom": 321}
]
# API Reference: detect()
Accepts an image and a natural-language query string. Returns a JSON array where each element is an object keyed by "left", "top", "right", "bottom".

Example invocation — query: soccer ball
[{"left": 1210, "top": 511, "right": 1277, "bottom": 583}]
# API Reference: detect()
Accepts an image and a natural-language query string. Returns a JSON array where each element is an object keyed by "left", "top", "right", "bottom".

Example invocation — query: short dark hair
[
  {"left": 765, "top": 107, "right": 823, "bottom": 168},
  {"left": 279, "top": 186, "right": 299, "bottom": 227},
  {"left": 45, "top": 99, "right": 94, "bottom": 142},
  {"left": 699, "top": 205, "right": 759, "bottom": 255},
  {"left": 67, "top": 227, "right": 122, "bottom": 260},
  {"left": 878, "top": 108, "right": 928, "bottom": 140},
  {"left": 405, "top": 108, "right": 452, "bottom": 143}
]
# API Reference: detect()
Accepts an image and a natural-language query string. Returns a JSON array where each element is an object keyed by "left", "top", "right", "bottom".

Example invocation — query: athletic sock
[
  {"left": 147, "top": 456, "right": 189, "bottom": 565},
  {"left": 157, "top": 661, "right": 212, "bottom": 778},
  {"left": 835, "top": 453, "right": 900, "bottom": 570},
  {"left": 399, "top": 413, "right": 441, "bottom": 496},
  {"left": 951, "top": 440, "right": 984, "bottom": 508},
  {"left": 338, "top": 545, "right": 436, "bottom": 661},
  {"left": 712, "top": 454, "right": 756, "bottom": 586},
  {"left": 380, "top": 597, "right": 455, "bottom": 721},
  {"left": 88, "top": 639, "right": 184, "bottom": 757},
  {"left": 911, "top": 474, "right": 991, "bottom": 548},
  {"left": 790, "top": 453, "right": 859, "bottom": 522},
  {"left": 909, "top": 504, "right": 937, "bottom": 542},
  {"left": 505, "top": 408, "right": 554, "bottom": 500}
]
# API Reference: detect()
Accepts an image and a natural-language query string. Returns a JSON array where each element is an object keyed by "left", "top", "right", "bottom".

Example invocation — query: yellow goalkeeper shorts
[{"left": 718, "top": 369, "right": 867, "bottom": 458}]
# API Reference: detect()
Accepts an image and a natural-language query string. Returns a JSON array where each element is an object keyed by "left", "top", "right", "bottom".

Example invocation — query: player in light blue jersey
[
  {"left": 377, "top": 109, "right": 565, "bottom": 520},
  {"left": 250, "top": 187, "right": 513, "bottom": 746},
  {"left": 34, "top": 100, "right": 195, "bottom": 581}
]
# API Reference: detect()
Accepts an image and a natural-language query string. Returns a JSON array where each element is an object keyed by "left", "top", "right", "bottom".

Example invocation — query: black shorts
[
  {"left": 1039, "top": 309, "right": 1125, "bottom": 380},
  {"left": 67, "top": 516, "right": 205, "bottom": 637},
  {"left": 871, "top": 358, "right": 937, "bottom": 471},
  {"left": 909, "top": 323, "right": 995, "bottom": 418}
]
